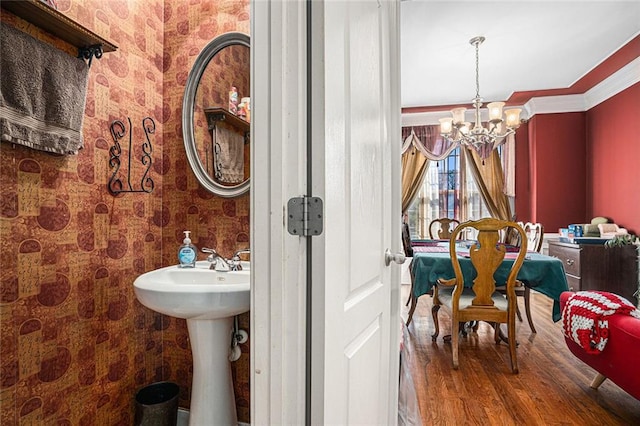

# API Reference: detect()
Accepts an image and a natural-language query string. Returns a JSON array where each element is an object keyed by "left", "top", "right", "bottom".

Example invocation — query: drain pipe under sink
[{"left": 229, "top": 315, "right": 248, "bottom": 362}]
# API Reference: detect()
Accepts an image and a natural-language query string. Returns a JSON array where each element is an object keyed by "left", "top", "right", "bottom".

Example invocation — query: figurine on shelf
[
  {"left": 237, "top": 98, "right": 247, "bottom": 121},
  {"left": 240, "top": 97, "right": 250, "bottom": 122},
  {"left": 229, "top": 86, "right": 238, "bottom": 115}
]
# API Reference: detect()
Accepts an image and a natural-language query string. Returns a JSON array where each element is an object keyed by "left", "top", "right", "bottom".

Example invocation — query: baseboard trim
[{"left": 177, "top": 408, "right": 250, "bottom": 426}]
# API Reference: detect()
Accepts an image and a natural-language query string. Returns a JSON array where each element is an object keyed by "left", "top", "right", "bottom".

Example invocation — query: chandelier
[{"left": 438, "top": 36, "right": 522, "bottom": 161}]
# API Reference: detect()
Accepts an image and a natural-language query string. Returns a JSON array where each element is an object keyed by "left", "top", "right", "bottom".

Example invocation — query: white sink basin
[
  {"left": 133, "top": 260, "right": 251, "bottom": 425},
  {"left": 133, "top": 261, "right": 250, "bottom": 320}
]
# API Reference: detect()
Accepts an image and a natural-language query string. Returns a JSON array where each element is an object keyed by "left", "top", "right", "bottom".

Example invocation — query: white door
[
  {"left": 251, "top": 1, "right": 401, "bottom": 424},
  {"left": 310, "top": 1, "right": 402, "bottom": 425}
]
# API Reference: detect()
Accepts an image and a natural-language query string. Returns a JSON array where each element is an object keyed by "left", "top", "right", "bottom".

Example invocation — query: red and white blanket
[{"left": 562, "top": 291, "right": 640, "bottom": 354}]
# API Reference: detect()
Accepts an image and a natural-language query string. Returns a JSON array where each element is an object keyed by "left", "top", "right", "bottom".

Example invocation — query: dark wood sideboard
[{"left": 548, "top": 240, "right": 639, "bottom": 304}]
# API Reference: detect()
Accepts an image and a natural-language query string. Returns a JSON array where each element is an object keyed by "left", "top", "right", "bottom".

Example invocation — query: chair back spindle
[{"left": 429, "top": 218, "right": 461, "bottom": 240}]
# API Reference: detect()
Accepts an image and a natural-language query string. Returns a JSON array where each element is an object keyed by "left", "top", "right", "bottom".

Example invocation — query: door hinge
[{"left": 287, "top": 196, "right": 323, "bottom": 236}]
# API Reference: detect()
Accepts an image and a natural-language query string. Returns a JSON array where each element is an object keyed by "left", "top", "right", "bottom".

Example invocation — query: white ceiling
[{"left": 400, "top": 0, "right": 640, "bottom": 109}]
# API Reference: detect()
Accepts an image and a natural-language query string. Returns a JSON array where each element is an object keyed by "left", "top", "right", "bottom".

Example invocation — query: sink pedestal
[{"left": 187, "top": 318, "right": 237, "bottom": 426}]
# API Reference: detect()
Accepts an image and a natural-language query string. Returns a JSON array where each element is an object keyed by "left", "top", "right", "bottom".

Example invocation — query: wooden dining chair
[
  {"left": 497, "top": 221, "right": 544, "bottom": 333},
  {"left": 524, "top": 222, "right": 544, "bottom": 252},
  {"left": 402, "top": 217, "right": 414, "bottom": 307},
  {"left": 402, "top": 221, "right": 413, "bottom": 258},
  {"left": 431, "top": 218, "right": 528, "bottom": 373},
  {"left": 505, "top": 221, "right": 526, "bottom": 247},
  {"left": 428, "top": 218, "right": 461, "bottom": 240}
]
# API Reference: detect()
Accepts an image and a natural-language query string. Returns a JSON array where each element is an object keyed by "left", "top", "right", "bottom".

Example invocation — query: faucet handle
[
  {"left": 229, "top": 256, "right": 242, "bottom": 271},
  {"left": 201, "top": 248, "right": 217, "bottom": 266},
  {"left": 231, "top": 249, "right": 250, "bottom": 271},
  {"left": 233, "top": 248, "right": 250, "bottom": 258}
]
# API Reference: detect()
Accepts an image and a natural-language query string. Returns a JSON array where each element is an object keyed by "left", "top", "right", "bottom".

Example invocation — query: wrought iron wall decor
[{"left": 108, "top": 116, "right": 155, "bottom": 195}]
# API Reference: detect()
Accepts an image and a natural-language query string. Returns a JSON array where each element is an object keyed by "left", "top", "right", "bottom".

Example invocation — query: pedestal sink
[{"left": 133, "top": 261, "right": 250, "bottom": 426}]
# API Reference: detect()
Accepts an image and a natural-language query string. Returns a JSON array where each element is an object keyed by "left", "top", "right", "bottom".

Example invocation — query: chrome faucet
[
  {"left": 202, "top": 248, "right": 249, "bottom": 271},
  {"left": 201, "top": 248, "right": 231, "bottom": 271},
  {"left": 230, "top": 249, "right": 250, "bottom": 271}
]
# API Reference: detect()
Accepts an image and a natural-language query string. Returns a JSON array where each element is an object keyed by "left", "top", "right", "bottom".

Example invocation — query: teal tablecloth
[{"left": 411, "top": 251, "right": 569, "bottom": 321}]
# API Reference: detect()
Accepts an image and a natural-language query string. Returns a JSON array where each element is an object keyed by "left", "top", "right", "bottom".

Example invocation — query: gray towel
[
  {"left": 214, "top": 125, "right": 245, "bottom": 184},
  {"left": 0, "top": 21, "right": 89, "bottom": 155}
]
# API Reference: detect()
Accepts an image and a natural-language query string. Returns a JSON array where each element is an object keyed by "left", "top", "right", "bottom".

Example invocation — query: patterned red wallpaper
[
  {"left": 0, "top": 0, "right": 250, "bottom": 424},
  {"left": 161, "top": 0, "right": 250, "bottom": 421}
]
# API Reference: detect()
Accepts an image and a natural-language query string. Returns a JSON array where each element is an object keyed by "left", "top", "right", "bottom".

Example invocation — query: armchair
[{"left": 560, "top": 291, "right": 640, "bottom": 400}]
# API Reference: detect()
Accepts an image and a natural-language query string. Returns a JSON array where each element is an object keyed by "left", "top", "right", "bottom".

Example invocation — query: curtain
[
  {"left": 502, "top": 134, "right": 516, "bottom": 197},
  {"left": 401, "top": 125, "right": 454, "bottom": 213},
  {"left": 401, "top": 126, "right": 457, "bottom": 160},
  {"left": 463, "top": 134, "right": 515, "bottom": 221},
  {"left": 401, "top": 144, "right": 428, "bottom": 213},
  {"left": 463, "top": 135, "right": 516, "bottom": 242}
]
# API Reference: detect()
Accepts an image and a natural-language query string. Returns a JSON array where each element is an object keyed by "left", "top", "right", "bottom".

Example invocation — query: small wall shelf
[
  {"left": 204, "top": 107, "right": 250, "bottom": 136},
  {"left": 1, "top": 0, "right": 118, "bottom": 65}
]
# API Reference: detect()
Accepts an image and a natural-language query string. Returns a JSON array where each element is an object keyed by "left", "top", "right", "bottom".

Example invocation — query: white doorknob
[{"left": 385, "top": 249, "right": 406, "bottom": 266}]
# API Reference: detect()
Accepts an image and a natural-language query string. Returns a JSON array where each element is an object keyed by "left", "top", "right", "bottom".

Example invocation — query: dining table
[{"left": 405, "top": 239, "right": 570, "bottom": 326}]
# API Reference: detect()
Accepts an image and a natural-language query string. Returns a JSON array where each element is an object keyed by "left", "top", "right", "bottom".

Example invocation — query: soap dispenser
[{"left": 178, "top": 231, "right": 197, "bottom": 268}]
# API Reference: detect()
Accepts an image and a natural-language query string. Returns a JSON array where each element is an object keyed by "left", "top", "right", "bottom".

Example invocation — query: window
[{"left": 406, "top": 147, "right": 491, "bottom": 239}]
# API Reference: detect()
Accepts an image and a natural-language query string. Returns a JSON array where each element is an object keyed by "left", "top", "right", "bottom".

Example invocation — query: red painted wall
[
  {"left": 586, "top": 82, "right": 640, "bottom": 234},
  {"left": 528, "top": 113, "right": 587, "bottom": 231},
  {"left": 514, "top": 124, "right": 531, "bottom": 221}
]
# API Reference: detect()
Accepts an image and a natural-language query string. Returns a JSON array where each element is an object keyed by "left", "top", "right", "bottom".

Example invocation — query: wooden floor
[{"left": 400, "top": 285, "right": 640, "bottom": 425}]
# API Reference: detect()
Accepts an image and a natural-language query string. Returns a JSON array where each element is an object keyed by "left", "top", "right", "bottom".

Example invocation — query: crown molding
[
  {"left": 584, "top": 56, "right": 640, "bottom": 110},
  {"left": 403, "top": 56, "right": 640, "bottom": 125},
  {"left": 524, "top": 56, "right": 639, "bottom": 117},
  {"left": 523, "top": 94, "right": 587, "bottom": 117},
  {"left": 401, "top": 110, "right": 448, "bottom": 127}
]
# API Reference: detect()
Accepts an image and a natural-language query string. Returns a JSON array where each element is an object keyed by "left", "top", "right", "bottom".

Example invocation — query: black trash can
[{"left": 134, "top": 382, "right": 179, "bottom": 426}]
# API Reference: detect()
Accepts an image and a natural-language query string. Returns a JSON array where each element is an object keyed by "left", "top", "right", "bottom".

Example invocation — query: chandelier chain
[{"left": 475, "top": 40, "right": 480, "bottom": 100}]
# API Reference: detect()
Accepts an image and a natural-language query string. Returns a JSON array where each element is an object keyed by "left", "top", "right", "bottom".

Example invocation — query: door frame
[
  {"left": 251, "top": 1, "right": 402, "bottom": 424},
  {"left": 251, "top": 1, "right": 308, "bottom": 424}
]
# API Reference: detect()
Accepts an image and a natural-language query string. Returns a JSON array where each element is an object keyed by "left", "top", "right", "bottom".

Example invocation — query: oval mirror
[{"left": 182, "top": 32, "right": 250, "bottom": 197}]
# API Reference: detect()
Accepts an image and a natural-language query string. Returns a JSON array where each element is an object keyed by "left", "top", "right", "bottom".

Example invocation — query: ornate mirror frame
[{"left": 182, "top": 32, "right": 250, "bottom": 197}]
